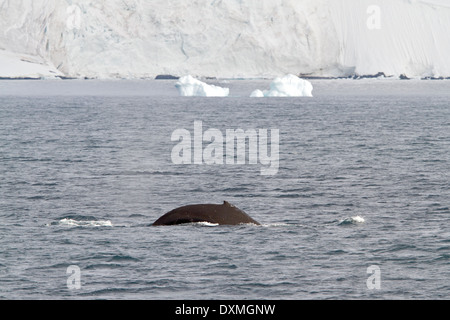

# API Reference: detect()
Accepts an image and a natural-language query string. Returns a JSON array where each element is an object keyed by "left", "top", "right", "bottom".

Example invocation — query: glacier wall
[{"left": 0, "top": 0, "right": 449, "bottom": 79}]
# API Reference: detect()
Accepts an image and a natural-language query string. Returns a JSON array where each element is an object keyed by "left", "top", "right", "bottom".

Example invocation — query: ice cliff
[{"left": 0, "top": 0, "right": 449, "bottom": 79}]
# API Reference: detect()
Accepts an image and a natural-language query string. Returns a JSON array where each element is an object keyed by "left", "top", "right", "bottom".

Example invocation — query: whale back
[{"left": 152, "top": 201, "right": 260, "bottom": 226}]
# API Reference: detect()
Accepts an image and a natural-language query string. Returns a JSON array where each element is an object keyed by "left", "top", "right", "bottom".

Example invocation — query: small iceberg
[
  {"left": 175, "top": 75, "right": 230, "bottom": 97},
  {"left": 249, "top": 89, "right": 265, "bottom": 97},
  {"left": 250, "top": 74, "right": 313, "bottom": 97}
]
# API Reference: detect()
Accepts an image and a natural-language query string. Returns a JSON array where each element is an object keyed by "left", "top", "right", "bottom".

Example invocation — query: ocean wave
[
  {"left": 49, "top": 218, "right": 113, "bottom": 227},
  {"left": 196, "top": 222, "right": 220, "bottom": 227},
  {"left": 338, "top": 216, "right": 365, "bottom": 226},
  {"left": 260, "top": 223, "right": 292, "bottom": 227},
  {"left": 168, "top": 221, "right": 262, "bottom": 227}
]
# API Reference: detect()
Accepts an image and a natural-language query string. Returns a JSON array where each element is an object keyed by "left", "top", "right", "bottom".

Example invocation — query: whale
[{"left": 152, "top": 201, "right": 260, "bottom": 226}]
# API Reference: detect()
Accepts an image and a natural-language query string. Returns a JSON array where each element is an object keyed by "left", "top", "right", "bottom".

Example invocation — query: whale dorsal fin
[{"left": 223, "top": 201, "right": 233, "bottom": 207}]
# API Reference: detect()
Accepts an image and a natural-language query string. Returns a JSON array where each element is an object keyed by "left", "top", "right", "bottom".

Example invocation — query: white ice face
[
  {"left": 0, "top": 49, "right": 62, "bottom": 79},
  {"left": 0, "top": 0, "right": 449, "bottom": 79}
]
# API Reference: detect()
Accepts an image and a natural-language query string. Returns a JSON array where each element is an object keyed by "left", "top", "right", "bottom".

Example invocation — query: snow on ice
[{"left": 0, "top": 49, "right": 62, "bottom": 79}]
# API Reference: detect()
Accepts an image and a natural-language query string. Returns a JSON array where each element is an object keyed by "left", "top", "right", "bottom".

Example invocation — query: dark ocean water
[{"left": 0, "top": 79, "right": 449, "bottom": 299}]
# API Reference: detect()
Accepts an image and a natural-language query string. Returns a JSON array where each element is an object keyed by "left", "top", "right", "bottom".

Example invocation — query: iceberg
[
  {"left": 249, "top": 89, "right": 265, "bottom": 98},
  {"left": 175, "top": 75, "right": 229, "bottom": 97},
  {"left": 250, "top": 74, "right": 313, "bottom": 97}
]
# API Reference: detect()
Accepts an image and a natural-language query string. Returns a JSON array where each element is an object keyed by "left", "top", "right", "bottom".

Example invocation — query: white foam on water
[
  {"left": 195, "top": 221, "right": 220, "bottom": 227},
  {"left": 338, "top": 216, "right": 365, "bottom": 226},
  {"left": 261, "top": 223, "right": 292, "bottom": 228},
  {"left": 56, "top": 218, "right": 113, "bottom": 227}
]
